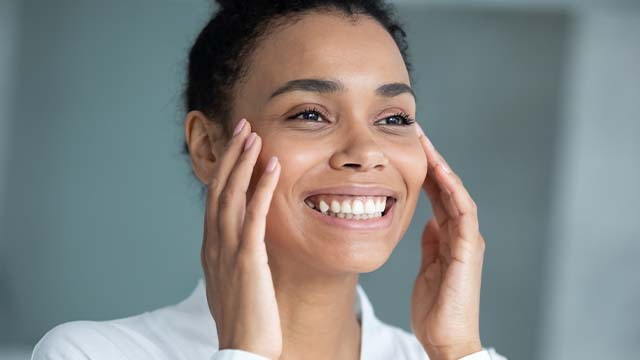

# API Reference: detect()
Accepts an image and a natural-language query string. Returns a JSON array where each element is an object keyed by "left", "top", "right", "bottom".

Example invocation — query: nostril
[{"left": 343, "top": 163, "right": 360, "bottom": 169}]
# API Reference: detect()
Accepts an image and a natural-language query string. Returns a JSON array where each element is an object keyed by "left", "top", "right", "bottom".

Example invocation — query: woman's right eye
[{"left": 287, "top": 107, "right": 329, "bottom": 123}]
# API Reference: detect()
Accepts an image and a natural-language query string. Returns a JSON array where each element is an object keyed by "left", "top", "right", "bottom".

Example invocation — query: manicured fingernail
[
  {"left": 423, "top": 134, "right": 435, "bottom": 151},
  {"left": 244, "top": 132, "right": 257, "bottom": 151},
  {"left": 439, "top": 163, "right": 451, "bottom": 174},
  {"left": 265, "top": 156, "right": 278, "bottom": 172},
  {"left": 233, "top": 118, "right": 246, "bottom": 136}
]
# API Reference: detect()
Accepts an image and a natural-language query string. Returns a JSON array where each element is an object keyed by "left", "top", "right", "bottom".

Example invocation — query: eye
[
  {"left": 286, "top": 107, "right": 330, "bottom": 123},
  {"left": 375, "top": 112, "right": 416, "bottom": 126}
]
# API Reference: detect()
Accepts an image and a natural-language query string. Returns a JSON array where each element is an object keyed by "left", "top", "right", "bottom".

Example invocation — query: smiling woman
[{"left": 31, "top": 1, "right": 506, "bottom": 360}]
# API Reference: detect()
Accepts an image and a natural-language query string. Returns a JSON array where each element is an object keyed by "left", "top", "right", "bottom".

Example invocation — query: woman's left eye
[{"left": 375, "top": 112, "right": 416, "bottom": 126}]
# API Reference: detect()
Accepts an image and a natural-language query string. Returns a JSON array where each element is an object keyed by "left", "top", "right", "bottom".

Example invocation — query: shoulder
[
  {"left": 31, "top": 308, "right": 213, "bottom": 360},
  {"left": 31, "top": 320, "right": 130, "bottom": 360},
  {"left": 31, "top": 281, "right": 217, "bottom": 360}
]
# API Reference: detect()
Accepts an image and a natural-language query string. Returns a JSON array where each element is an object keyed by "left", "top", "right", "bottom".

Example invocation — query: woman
[{"left": 33, "top": 1, "right": 507, "bottom": 359}]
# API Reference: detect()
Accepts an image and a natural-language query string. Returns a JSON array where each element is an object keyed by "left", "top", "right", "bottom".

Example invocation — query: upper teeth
[{"left": 304, "top": 196, "right": 388, "bottom": 215}]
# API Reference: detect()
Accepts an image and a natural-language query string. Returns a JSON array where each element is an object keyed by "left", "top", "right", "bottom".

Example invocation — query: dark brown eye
[
  {"left": 375, "top": 112, "right": 415, "bottom": 126},
  {"left": 287, "top": 107, "right": 329, "bottom": 123}
]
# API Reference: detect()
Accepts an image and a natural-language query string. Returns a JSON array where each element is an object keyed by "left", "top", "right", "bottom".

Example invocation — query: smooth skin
[{"left": 185, "top": 10, "right": 484, "bottom": 360}]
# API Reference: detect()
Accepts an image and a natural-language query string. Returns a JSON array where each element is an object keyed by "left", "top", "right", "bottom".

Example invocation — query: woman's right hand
[{"left": 200, "top": 118, "right": 283, "bottom": 359}]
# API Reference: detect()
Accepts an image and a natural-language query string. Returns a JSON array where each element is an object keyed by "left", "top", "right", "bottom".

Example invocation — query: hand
[
  {"left": 200, "top": 118, "right": 283, "bottom": 359},
  {"left": 411, "top": 123, "right": 485, "bottom": 360}
]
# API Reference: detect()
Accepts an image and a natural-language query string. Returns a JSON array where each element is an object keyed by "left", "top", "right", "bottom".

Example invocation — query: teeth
[
  {"left": 305, "top": 195, "right": 391, "bottom": 220},
  {"left": 365, "top": 199, "right": 376, "bottom": 214},
  {"left": 319, "top": 200, "right": 330, "bottom": 214},
  {"left": 341, "top": 200, "right": 352, "bottom": 214},
  {"left": 330, "top": 200, "right": 341, "bottom": 213},
  {"left": 352, "top": 200, "right": 364, "bottom": 215}
]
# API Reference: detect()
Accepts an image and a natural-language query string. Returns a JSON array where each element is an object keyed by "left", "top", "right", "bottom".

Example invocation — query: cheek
[{"left": 387, "top": 139, "right": 428, "bottom": 193}]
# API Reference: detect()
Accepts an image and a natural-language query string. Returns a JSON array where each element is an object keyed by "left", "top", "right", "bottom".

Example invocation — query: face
[{"left": 224, "top": 12, "right": 427, "bottom": 275}]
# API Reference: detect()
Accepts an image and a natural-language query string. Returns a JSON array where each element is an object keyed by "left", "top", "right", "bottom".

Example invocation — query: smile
[{"left": 302, "top": 186, "right": 398, "bottom": 230}]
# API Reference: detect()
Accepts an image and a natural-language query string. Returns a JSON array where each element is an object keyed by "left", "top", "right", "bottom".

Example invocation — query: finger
[
  {"left": 241, "top": 156, "right": 281, "bottom": 254},
  {"left": 203, "top": 118, "right": 250, "bottom": 259},
  {"left": 434, "top": 163, "right": 481, "bottom": 254},
  {"left": 205, "top": 118, "right": 251, "bottom": 226},
  {"left": 218, "top": 132, "right": 262, "bottom": 250},
  {"left": 434, "top": 163, "right": 476, "bottom": 217},
  {"left": 415, "top": 123, "right": 463, "bottom": 186},
  {"left": 423, "top": 174, "right": 450, "bottom": 227}
]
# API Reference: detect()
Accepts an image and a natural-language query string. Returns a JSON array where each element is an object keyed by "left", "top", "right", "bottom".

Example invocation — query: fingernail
[
  {"left": 424, "top": 134, "right": 435, "bottom": 151},
  {"left": 265, "top": 156, "right": 278, "bottom": 172},
  {"left": 244, "top": 132, "right": 257, "bottom": 151},
  {"left": 439, "top": 163, "right": 451, "bottom": 174},
  {"left": 233, "top": 118, "right": 246, "bottom": 136}
]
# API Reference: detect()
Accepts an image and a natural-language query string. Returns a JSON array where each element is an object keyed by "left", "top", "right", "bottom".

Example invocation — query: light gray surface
[
  {"left": 1, "top": 0, "right": 214, "bottom": 347},
  {"left": 0, "top": 0, "right": 20, "bottom": 344},
  {"left": 540, "top": 9, "right": 640, "bottom": 360}
]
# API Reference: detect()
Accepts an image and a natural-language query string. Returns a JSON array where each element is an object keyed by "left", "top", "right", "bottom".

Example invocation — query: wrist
[{"left": 425, "top": 340, "right": 483, "bottom": 360}]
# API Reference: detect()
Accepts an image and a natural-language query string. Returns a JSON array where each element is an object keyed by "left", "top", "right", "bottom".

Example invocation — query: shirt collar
[{"left": 176, "top": 278, "right": 392, "bottom": 359}]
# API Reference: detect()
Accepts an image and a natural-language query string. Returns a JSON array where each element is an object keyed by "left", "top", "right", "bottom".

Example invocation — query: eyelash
[{"left": 287, "top": 107, "right": 416, "bottom": 126}]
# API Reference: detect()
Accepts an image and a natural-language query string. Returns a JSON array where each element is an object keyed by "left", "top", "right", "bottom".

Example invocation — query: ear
[{"left": 184, "top": 110, "right": 227, "bottom": 185}]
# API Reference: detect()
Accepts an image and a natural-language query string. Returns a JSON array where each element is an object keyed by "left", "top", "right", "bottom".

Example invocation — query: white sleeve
[
  {"left": 31, "top": 322, "right": 124, "bottom": 360},
  {"left": 459, "top": 347, "right": 508, "bottom": 360},
  {"left": 210, "top": 349, "right": 271, "bottom": 360}
]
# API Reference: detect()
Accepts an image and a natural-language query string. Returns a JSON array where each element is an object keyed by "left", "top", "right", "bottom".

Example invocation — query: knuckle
[
  {"left": 219, "top": 189, "right": 238, "bottom": 207},
  {"left": 478, "top": 235, "right": 486, "bottom": 251},
  {"left": 244, "top": 207, "right": 263, "bottom": 223},
  {"left": 469, "top": 199, "right": 478, "bottom": 212}
]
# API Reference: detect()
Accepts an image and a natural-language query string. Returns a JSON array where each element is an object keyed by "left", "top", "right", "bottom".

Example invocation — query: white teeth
[
  {"left": 305, "top": 199, "right": 315, "bottom": 209},
  {"left": 365, "top": 199, "right": 376, "bottom": 214},
  {"left": 341, "top": 200, "right": 352, "bottom": 214},
  {"left": 319, "top": 200, "right": 330, "bottom": 214},
  {"left": 330, "top": 200, "right": 341, "bottom": 213},
  {"left": 306, "top": 196, "right": 390, "bottom": 220},
  {"left": 352, "top": 200, "right": 364, "bottom": 215}
]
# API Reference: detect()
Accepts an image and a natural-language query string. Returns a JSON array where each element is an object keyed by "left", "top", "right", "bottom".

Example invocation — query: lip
[{"left": 302, "top": 184, "right": 399, "bottom": 200}]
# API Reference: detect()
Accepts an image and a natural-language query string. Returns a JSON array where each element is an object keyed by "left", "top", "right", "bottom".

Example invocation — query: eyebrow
[{"left": 268, "top": 78, "right": 416, "bottom": 101}]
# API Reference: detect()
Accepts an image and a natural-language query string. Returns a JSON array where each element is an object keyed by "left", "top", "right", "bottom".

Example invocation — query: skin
[{"left": 184, "top": 10, "right": 485, "bottom": 360}]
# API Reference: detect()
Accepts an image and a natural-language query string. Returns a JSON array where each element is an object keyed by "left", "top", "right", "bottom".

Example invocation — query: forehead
[{"left": 240, "top": 11, "right": 410, "bottom": 99}]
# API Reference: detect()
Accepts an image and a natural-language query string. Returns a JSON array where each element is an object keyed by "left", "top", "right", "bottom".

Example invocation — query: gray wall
[
  {"left": 1, "top": 0, "right": 214, "bottom": 346},
  {"left": 0, "top": 0, "right": 21, "bottom": 343},
  {"left": 540, "top": 9, "right": 640, "bottom": 360}
]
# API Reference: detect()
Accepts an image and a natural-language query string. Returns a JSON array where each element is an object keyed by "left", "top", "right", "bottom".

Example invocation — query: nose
[{"left": 329, "top": 128, "right": 389, "bottom": 172}]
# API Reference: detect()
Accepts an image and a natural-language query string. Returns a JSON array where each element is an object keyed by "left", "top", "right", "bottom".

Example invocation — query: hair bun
[{"left": 215, "top": 0, "right": 238, "bottom": 9}]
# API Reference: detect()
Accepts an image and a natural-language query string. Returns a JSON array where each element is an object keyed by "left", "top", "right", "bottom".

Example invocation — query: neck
[{"left": 269, "top": 257, "right": 362, "bottom": 360}]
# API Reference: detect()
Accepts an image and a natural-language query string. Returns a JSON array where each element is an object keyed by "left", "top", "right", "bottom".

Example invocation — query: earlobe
[{"left": 184, "top": 110, "right": 226, "bottom": 184}]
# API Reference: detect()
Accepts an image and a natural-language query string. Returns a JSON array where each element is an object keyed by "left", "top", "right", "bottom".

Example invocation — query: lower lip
[{"left": 304, "top": 201, "right": 395, "bottom": 230}]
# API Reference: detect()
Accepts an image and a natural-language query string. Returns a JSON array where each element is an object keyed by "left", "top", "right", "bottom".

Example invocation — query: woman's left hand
[{"left": 411, "top": 123, "right": 486, "bottom": 360}]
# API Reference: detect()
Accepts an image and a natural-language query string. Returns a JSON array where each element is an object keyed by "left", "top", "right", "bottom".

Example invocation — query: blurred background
[{"left": 1, "top": 0, "right": 638, "bottom": 359}]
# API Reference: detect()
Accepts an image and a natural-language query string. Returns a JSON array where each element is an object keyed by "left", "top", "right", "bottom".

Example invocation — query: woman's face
[{"left": 230, "top": 12, "right": 428, "bottom": 274}]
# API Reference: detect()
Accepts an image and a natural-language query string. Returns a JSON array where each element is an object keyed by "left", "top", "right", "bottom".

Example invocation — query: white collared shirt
[{"left": 31, "top": 279, "right": 506, "bottom": 360}]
